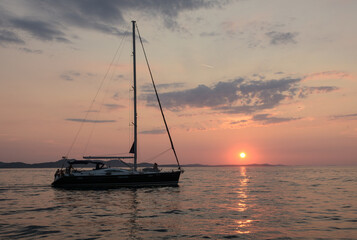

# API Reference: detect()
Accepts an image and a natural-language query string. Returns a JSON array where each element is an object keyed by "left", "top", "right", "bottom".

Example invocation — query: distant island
[{"left": 0, "top": 159, "right": 282, "bottom": 168}]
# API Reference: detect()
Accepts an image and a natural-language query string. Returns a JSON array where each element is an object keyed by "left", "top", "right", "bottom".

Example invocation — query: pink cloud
[{"left": 304, "top": 71, "right": 355, "bottom": 81}]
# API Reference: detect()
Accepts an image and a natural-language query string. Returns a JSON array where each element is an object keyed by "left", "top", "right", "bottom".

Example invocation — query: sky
[{"left": 0, "top": 0, "right": 357, "bottom": 166}]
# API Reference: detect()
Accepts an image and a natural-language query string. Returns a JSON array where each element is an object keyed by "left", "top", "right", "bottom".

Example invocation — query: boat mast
[{"left": 132, "top": 20, "right": 138, "bottom": 171}]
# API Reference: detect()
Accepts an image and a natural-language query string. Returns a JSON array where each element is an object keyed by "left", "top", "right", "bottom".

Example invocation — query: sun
[{"left": 240, "top": 152, "right": 246, "bottom": 159}]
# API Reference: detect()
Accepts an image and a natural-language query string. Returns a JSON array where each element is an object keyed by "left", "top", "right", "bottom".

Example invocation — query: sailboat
[{"left": 51, "top": 21, "right": 183, "bottom": 188}]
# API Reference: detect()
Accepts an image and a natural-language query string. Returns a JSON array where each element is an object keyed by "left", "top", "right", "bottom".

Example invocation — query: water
[{"left": 0, "top": 166, "right": 356, "bottom": 239}]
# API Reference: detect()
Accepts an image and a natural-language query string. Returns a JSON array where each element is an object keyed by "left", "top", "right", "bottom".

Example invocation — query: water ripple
[{"left": 0, "top": 167, "right": 356, "bottom": 239}]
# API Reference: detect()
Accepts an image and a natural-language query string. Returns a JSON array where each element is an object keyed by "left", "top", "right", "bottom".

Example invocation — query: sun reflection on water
[
  {"left": 235, "top": 219, "right": 254, "bottom": 234},
  {"left": 236, "top": 167, "right": 248, "bottom": 212},
  {"left": 235, "top": 167, "right": 254, "bottom": 234}
]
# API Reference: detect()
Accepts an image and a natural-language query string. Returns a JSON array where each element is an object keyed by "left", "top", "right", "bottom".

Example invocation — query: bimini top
[{"left": 68, "top": 160, "right": 105, "bottom": 166}]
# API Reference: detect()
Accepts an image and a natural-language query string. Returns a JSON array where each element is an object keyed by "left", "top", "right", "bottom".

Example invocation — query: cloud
[
  {"left": 60, "top": 75, "right": 75, "bottom": 81},
  {"left": 115, "top": 74, "right": 125, "bottom": 80},
  {"left": 331, "top": 113, "right": 357, "bottom": 120},
  {"left": 304, "top": 71, "right": 355, "bottom": 81},
  {"left": 0, "top": 1, "right": 226, "bottom": 47},
  {"left": 298, "top": 86, "right": 338, "bottom": 98},
  {"left": 142, "top": 1, "right": 222, "bottom": 31},
  {"left": 146, "top": 77, "right": 294, "bottom": 112},
  {"left": 104, "top": 103, "right": 125, "bottom": 110},
  {"left": 0, "top": 29, "right": 25, "bottom": 45},
  {"left": 66, "top": 118, "right": 116, "bottom": 123},
  {"left": 112, "top": 92, "right": 119, "bottom": 100},
  {"left": 19, "top": 47, "right": 42, "bottom": 54},
  {"left": 145, "top": 76, "right": 338, "bottom": 115},
  {"left": 252, "top": 114, "right": 300, "bottom": 124},
  {"left": 220, "top": 20, "right": 298, "bottom": 48},
  {"left": 266, "top": 31, "right": 298, "bottom": 45},
  {"left": 9, "top": 17, "right": 70, "bottom": 42},
  {"left": 200, "top": 32, "right": 219, "bottom": 37},
  {"left": 147, "top": 79, "right": 245, "bottom": 110},
  {"left": 140, "top": 129, "right": 166, "bottom": 135},
  {"left": 3, "top": 0, "right": 221, "bottom": 37},
  {"left": 230, "top": 119, "right": 248, "bottom": 125},
  {"left": 141, "top": 82, "right": 185, "bottom": 93},
  {"left": 60, "top": 71, "right": 81, "bottom": 81}
]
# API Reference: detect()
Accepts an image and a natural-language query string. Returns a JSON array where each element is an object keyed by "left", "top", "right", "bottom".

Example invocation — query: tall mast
[{"left": 132, "top": 20, "right": 137, "bottom": 171}]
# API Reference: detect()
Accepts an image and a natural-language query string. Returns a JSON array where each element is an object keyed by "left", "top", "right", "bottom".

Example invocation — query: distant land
[{"left": 0, "top": 159, "right": 282, "bottom": 168}]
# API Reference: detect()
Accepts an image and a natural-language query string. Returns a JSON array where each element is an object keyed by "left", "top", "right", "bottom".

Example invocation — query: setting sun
[{"left": 240, "top": 152, "right": 246, "bottom": 159}]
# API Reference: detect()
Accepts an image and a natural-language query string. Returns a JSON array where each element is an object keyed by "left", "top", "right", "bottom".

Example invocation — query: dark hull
[{"left": 51, "top": 171, "right": 181, "bottom": 189}]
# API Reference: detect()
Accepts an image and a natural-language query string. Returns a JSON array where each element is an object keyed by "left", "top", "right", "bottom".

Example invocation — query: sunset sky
[{"left": 1, "top": 0, "right": 357, "bottom": 166}]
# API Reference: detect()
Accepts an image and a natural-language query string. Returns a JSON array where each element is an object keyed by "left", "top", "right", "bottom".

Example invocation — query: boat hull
[{"left": 51, "top": 171, "right": 181, "bottom": 189}]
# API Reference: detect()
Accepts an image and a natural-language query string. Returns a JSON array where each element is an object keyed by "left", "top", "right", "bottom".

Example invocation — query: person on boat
[
  {"left": 65, "top": 164, "right": 73, "bottom": 174},
  {"left": 95, "top": 162, "right": 105, "bottom": 170},
  {"left": 153, "top": 163, "right": 159, "bottom": 171}
]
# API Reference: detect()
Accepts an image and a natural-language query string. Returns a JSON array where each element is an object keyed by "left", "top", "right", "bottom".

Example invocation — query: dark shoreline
[{"left": 0, "top": 160, "right": 283, "bottom": 168}]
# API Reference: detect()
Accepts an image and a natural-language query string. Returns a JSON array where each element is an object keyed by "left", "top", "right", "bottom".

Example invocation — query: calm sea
[{"left": 0, "top": 166, "right": 356, "bottom": 239}]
